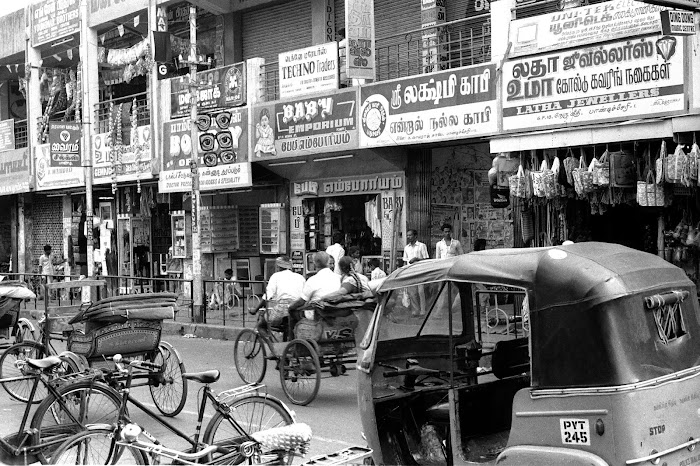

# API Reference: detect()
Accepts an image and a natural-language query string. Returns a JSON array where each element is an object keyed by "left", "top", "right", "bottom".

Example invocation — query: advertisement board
[
  {"left": 279, "top": 42, "right": 339, "bottom": 99},
  {"left": 49, "top": 122, "right": 81, "bottom": 168},
  {"left": 170, "top": 63, "right": 246, "bottom": 118},
  {"left": 251, "top": 88, "right": 358, "bottom": 159},
  {"left": 0, "top": 148, "right": 31, "bottom": 194},
  {"left": 345, "top": 0, "right": 376, "bottom": 80},
  {"left": 31, "top": 0, "right": 80, "bottom": 47},
  {"left": 502, "top": 35, "right": 685, "bottom": 131},
  {"left": 359, "top": 63, "right": 497, "bottom": 147},
  {"left": 35, "top": 143, "right": 84, "bottom": 191},
  {"left": 0, "top": 120, "right": 15, "bottom": 152},
  {"left": 92, "top": 126, "right": 153, "bottom": 184}
]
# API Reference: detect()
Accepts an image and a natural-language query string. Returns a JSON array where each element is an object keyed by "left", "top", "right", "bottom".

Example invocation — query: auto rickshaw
[{"left": 357, "top": 242, "right": 700, "bottom": 465}]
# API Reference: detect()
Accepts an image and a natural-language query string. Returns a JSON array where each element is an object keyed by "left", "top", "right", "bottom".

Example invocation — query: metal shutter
[
  {"left": 242, "top": 0, "right": 313, "bottom": 63},
  {"left": 31, "top": 195, "right": 63, "bottom": 262}
]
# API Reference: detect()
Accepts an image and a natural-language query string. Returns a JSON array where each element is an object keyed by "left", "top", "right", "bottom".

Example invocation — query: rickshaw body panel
[{"left": 359, "top": 243, "right": 700, "bottom": 465}]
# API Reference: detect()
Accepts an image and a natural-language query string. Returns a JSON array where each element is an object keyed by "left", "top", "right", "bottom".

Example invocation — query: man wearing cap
[{"left": 250, "top": 256, "right": 306, "bottom": 338}]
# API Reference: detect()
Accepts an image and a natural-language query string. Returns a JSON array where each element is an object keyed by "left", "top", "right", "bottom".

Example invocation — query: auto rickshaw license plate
[{"left": 559, "top": 419, "right": 590, "bottom": 445}]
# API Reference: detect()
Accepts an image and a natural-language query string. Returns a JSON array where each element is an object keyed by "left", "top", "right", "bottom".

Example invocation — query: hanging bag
[
  {"left": 609, "top": 149, "right": 636, "bottom": 187},
  {"left": 637, "top": 171, "right": 665, "bottom": 207},
  {"left": 665, "top": 143, "right": 687, "bottom": 184},
  {"left": 573, "top": 154, "right": 593, "bottom": 196},
  {"left": 592, "top": 149, "right": 610, "bottom": 186},
  {"left": 508, "top": 163, "right": 528, "bottom": 198},
  {"left": 688, "top": 134, "right": 699, "bottom": 184},
  {"left": 531, "top": 158, "right": 553, "bottom": 198},
  {"left": 656, "top": 140, "right": 666, "bottom": 185},
  {"left": 562, "top": 148, "right": 578, "bottom": 187}
]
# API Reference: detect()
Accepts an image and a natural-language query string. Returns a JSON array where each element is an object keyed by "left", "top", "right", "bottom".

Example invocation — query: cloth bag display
[
  {"left": 637, "top": 172, "right": 665, "bottom": 207},
  {"left": 591, "top": 149, "right": 610, "bottom": 186},
  {"left": 530, "top": 158, "right": 555, "bottom": 198},
  {"left": 562, "top": 149, "right": 578, "bottom": 187},
  {"left": 656, "top": 141, "right": 667, "bottom": 184},
  {"left": 665, "top": 143, "right": 687, "bottom": 184},
  {"left": 508, "top": 164, "right": 528, "bottom": 198},
  {"left": 572, "top": 155, "right": 593, "bottom": 196},
  {"left": 609, "top": 149, "right": 636, "bottom": 188},
  {"left": 551, "top": 156, "right": 567, "bottom": 197},
  {"left": 687, "top": 135, "right": 699, "bottom": 184}
]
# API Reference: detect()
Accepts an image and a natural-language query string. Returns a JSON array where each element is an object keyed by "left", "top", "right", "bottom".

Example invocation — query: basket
[{"left": 68, "top": 319, "right": 162, "bottom": 358}]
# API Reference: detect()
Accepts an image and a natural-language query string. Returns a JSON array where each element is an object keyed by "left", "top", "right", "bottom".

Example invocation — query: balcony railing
[
  {"left": 259, "top": 15, "right": 491, "bottom": 102},
  {"left": 14, "top": 119, "right": 27, "bottom": 149},
  {"left": 36, "top": 110, "right": 78, "bottom": 143},
  {"left": 94, "top": 92, "right": 150, "bottom": 136}
]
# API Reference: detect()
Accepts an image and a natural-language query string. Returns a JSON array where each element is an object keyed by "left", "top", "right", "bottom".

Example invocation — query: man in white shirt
[
  {"left": 403, "top": 229, "right": 429, "bottom": 265},
  {"left": 288, "top": 252, "right": 341, "bottom": 333},
  {"left": 325, "top": 232, "right": 345, "bottom": 274},
  {"left": 250, "top": 256, "right": 305, "bottom": 338},
  {"left": 435, "top": 223, "right": 464, "bottom": 259}
]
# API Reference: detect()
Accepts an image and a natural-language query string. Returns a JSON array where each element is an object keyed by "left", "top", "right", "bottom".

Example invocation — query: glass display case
[
  {"left": 171, "top": 211, "right": 189, "bottom": 259},
  {"left": 259, "top": 203, "right": 286, "bottom": 255}
]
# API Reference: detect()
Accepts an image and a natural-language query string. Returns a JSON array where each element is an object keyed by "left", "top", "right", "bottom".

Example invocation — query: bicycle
[
  {"left": 0, "top": 353, "right": 121, "bottom": 465},
  {"left": 51, "top": 354, "right": 311, "bottom": 465}
]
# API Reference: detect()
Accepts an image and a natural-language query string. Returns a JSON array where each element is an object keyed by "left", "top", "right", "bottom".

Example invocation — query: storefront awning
[{"left": 489, "top": 119, "right": 675, "bottom": 153}]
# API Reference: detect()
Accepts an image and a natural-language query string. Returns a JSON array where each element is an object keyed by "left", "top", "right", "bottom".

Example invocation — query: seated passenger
[
  {"left": 288, "top": 252, "right": 341, "bottom": 330},
  {"left": 250, "top": 256, "right": 305, "bottom": 338},
  {"left": 325, "top": 256, "right": 370, "bottom": 300}
]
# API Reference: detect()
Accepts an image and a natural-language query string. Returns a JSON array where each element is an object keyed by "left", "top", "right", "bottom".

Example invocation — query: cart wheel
[
  {"left": 14, "top": 318, "right": 36, "bottom": 344},
  {"left": 149, "top": 341, "right": 188, "bottom": 417},
  {"left": 0, "top": 341, "right": 48, "bottom": 402},
  {"left": 234, "top": 329, "right": 267, "bottom": 384},
  {"left": 279, "top": 339, "right": 320, "bottom": 406}
]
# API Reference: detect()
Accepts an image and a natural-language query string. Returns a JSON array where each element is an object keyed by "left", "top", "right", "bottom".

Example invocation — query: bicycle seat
[
  {"left": 26, "top": 355, "right": 63, "bottom": 370},
  {"left": 183, "top": 370, "right": 220, "bottom": 384}
]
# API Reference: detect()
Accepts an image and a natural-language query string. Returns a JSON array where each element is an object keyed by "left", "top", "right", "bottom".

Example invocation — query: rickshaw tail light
[
  {"left": 689, "top": 438, "right": 696, "bottom": 452},
  {"left": 595, "top": 419, "right": 605, "bottom": 436}
]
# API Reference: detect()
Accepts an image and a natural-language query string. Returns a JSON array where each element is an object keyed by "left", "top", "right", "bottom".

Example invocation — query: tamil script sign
[
  {"left": 49, "top": 122, "right": 81, "bottom": 167},
  {"left": 159, "top": 109, "right": 251, "bottom": 193},
  {"left": 279, "top": 42, "right": 339, "bottom": 99},
  {"left": 92, "top": 126, "right": 153, "bottom": 184},
  {"left": 345, "top": 0, "right": 376, "bottom": 79},
  {"left": 0, "top": 148, "right": 31, "bottom": 194},
  {"left": 170, "top": 63, "right": 246, "bottom": 118},
  {"left": 509, "top": 0, "right": 665, "bottom": 57},
  {"left": 359, "top": 63, "right": 497, "bottom": 147},
  {"left": 251, "top": 89, "right": 358, "bottom": 160},
  {"left": 502, "top": 34, "right": 685, "bottom": 131},
  {"left": 31, "top": 0, "right": 80, "bottom": 47},
  {"left": 0, "top": 120, "right": 15, "bottom": 152},
  {"left": 35, "top": 143, "right": 84, "bottom": 191}
]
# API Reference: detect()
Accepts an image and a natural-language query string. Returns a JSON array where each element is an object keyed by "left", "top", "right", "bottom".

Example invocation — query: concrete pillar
[
  {"left": 25, "top": 21, "right": 42, "bottom": 276},
  {"left": 16, "top": 194, "right": 26, "bottom": 274},
  {"left": 222, "top": 12, "right": 243, "bottom": 64},
  {"left": 149, "top": 1, "right": 163, "bottom": 178},
  {"left": 63, "top": 195, "right": 72, "bottom": 273},
  {"left": 311, "top": 0, "right": 335, "bottom": 45},
  {"left": 246, "top": 57, "right": 266, "bottom": 105}
]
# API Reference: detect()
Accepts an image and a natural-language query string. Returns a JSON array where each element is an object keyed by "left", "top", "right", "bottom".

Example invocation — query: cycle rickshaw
[
  {"left": 234, "top": 294, "right": 376, "bottom": 406},
  {"left": 0, "top": 279, "right": 187, "bottom": 416},
  {"left": 0, "top": 281, "right": 38, "bottom": 351},
  {"left": 358, "top": 242, "right": 700, "bottom": 466}
]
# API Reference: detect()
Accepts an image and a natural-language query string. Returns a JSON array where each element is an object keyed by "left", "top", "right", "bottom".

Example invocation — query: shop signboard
[
  {"left": 660, "top": 9, "right": 696, "bottom": 34},
  {"left": 502, "top": 34, "right": 685, "bottom": 131},
  {"left": 278, "top": 42, "right": 339, "bottom": 99},
  {"left": 0, "top": 148, "right": 31, "bottom": 194},
  {"left": 509, "top": 0, "right": 665, "bottom": 58},
  {"left": 49, "top": 122, "right": 81, "bottom": 168},
  {"left": 31, "top": 0, "right": 80, "bottom": 47},
  {"left": 92, "top": 126, "right": 153, "bottom": 184},
  {"left": 159, "top": 108, "right": 252, "bottom": 193},
  {"left": 0, "top": 120, "right": 15, "bottom": 152},
  {"left": 88, "top": 0, "right": 149, "bottom": 28},
  {"left": 345, "top": 0, "right": 376, "bottom": 80},
  {"left": 35, "top": 143, "right": 84, "bottom": 191},
  {"left": 170, "top": 63, "right": 246, "bottom": 118},
  {"left": 359, "top": 63, "right": 497, "bottom": 148},
  {"left": 291, "top": 172, "right": 404, "bottom": 197},
  {"left": 290, "top": 197, "right": 305, "bottom": 251},
  {"left": 251, "top": 88, "right": 358, "bottom": 160}
]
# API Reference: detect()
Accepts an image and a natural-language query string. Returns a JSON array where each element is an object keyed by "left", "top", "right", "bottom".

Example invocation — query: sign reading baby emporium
[
  {"left": 159, "top": 108, "right": 251, "bottom": 193},
  {"left": 92, "top": 126, "right": 153, "bottom": 184},
  {"left": 35, "top": 143, "right": 84, "bottom": 191},
  {"left": 509, "top": 0, "right": 665, "bottom": 58},
  {"left": 0, "top": 148, "right": 31, "bottom": 194},
  {"left": 502, "top": 35, "right": 685, "bottom": 131},
  {"left": 279, "top": 42, "right": 339, "bottom": 99},
  {"left": 359, "top": 63, "right": 497, "bottom": 147},
  {"left": 251, "top": 89, "right": 358, "bottom": 160}
]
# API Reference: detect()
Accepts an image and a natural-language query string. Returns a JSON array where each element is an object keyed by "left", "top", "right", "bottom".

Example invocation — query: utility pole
[
  {"left": 80, "top": 0, "right": 94, "bottom": 279},
  {"left": 188, "top": 5, "right": 203, "bottom": 322}
]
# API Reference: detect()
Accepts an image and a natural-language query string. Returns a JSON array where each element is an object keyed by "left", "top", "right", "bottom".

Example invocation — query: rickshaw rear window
[{"left": 377, "top": 282, "right": 464, "bottom": 341}]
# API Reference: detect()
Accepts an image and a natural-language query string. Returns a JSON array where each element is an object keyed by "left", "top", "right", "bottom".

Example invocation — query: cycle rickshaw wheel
[
  {"left": 279, "top": 339, "right": 320, "bottom": 406},
  {"left": 202, "top": 394, "right": 294, "bottom": 465},
  {"left": 234, "top": 329, "right": 267, "bottom": 384},
  {"left": 15, "top": 318, "right": 37, "bottom": 343},
  {"left": 149, "top": 341, "right": 188, "bottom": 417},
  {"left": 0, "top": 340, "right": 48, "bottom": 402}
]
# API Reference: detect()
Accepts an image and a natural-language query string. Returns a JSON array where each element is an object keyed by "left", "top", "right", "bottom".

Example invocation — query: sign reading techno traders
[
  {"left": 279, "top": 42, "right": 339, "bottom": 99},
  {"left": 252, "top": 89, "right": 358, "bottom": 160},
  {"left": 359, "top": 63, "right": 497, "bottom": 147},
  {"left": 159, "top": 109, "right": 251, "bottom": 193},
  {"left": 502, "top": 35, "right": 685, "bottom": 131}
]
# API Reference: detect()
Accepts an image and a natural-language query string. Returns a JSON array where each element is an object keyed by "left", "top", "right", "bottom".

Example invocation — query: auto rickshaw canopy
[{"left": 377, "top": 242, "right": 700, "bottom": 388}]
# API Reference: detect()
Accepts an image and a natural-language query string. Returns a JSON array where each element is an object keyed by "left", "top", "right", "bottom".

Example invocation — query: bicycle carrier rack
[{"left": 216, "top": 383, "right": 265, "bottom": 407}]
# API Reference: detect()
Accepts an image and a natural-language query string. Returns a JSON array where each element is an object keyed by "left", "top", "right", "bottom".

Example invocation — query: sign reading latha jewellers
[
  {"left": 359, "top": 63, "right": 497, "bottom": 148},
  {"left": 508, "top": 0, "right": 665, "bottom": 58},
  {"left": 502, "top": 35, "right": 684, "bottom": 131}
]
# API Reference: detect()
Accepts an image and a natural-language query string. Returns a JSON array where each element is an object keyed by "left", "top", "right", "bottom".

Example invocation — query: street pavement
[{"left": 0, "top": 335, "right": 365, "bottom": 464}]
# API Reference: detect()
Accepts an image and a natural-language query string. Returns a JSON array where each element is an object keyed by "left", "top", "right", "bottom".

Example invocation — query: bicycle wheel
[
  {"left": 49, "top": 427, "right": 146, "bottom": 465},
  {"left": 234, "top": 329, "right": 267, "bottom": 384},
  {"left": 149, "top": 340, "right": 188, "bottom": 417},
  {"left": 279, "top": 339, "right": 321, "bottom": 406},
  {"left": 31, "top": 380, "right": 122, "bottom": 464},
  {"left": 15, "top": 318, "right": 37, "bottom": 344},
  {"left": 202, "top": 394, "right": 294, "bottom": 465},
  {"left": 0, "top": 340, "right": 48, "bottom": 402}
]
